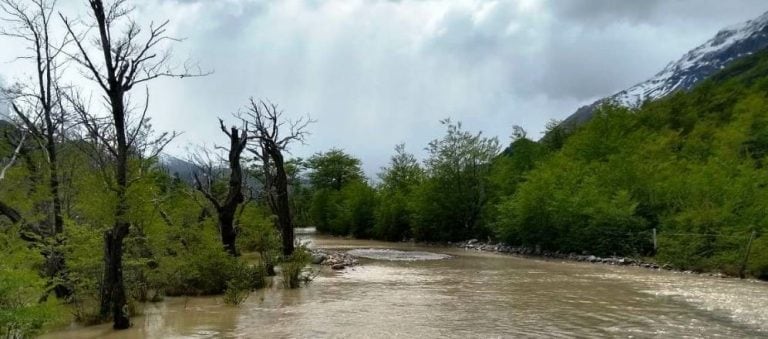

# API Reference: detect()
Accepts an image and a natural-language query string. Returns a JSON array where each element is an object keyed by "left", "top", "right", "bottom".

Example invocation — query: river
[{"left": 44, "top": 229, "right": 768, "bottom": 338}]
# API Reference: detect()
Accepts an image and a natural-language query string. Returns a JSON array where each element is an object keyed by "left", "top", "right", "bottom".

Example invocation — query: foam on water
[{"left": 347, "top": 248, "right": 451, "bottom": 261}]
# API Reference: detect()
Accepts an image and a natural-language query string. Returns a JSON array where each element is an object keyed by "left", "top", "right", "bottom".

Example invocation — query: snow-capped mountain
[{"left": 563, "top": 11, "right": 768, "bottom": 126}]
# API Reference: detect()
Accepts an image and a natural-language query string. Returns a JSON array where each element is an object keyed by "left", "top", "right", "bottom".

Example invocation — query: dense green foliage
[
  {"left": 409, "top": 120, "right": 500, "bottom": 241},
  {"left": 304, "top": 50, "right": 768, "bottom": 279},
  {"left": 373, "top": 144, "right": 424, "bottom": 241},
  {"left": 307, "top": 122, "right": 499, "bottom": 242},
  {"left": 308, "top": 149, "right": 375, "bottom": 236},
  {"left": 491, "top": 51, "right": 768, "bottom": 278},
  {"left": 0, "top": 229, "right": 61, "bottom": 337},
  {"left": 306, "top": 149, "right": 364, "bottom": 191}
]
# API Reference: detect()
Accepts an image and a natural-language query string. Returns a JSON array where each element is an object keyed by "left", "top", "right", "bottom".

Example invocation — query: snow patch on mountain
[
  {"left": 563, "top": 10, "right": 768, "bottom": 127},
  {"left": 613, "top": 11, "right": 768, "bottom": 106}
]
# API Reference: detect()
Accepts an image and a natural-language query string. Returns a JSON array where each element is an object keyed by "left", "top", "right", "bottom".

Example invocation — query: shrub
[
  {"left": 0, "top": 230, "right": 61, "bottom": 337},
  {"left": 221, "top": 261, "right": 268, "bottom": 305},
  {"left": 281, "top": 247, "right": 312, "bottom": 289},
  {"left": 222, "top": 281, "right": 249, "bottom": 306},
  {"left": 746, "top": 235, "right": 768, "bottom": 279}
]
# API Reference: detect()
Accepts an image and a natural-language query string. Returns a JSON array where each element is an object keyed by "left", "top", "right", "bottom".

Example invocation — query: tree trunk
[
  {"left": 46, "top": 129, "right": 64, "bottom": 235},
  {"left": 216, "top": 126, "right": 246, "bottom": 256},
  {"left": 44, "top": 116, "right": 71, "bottom": 298},
  {"left": 271, "top": 151, "right": 294, "bottom": 256},
  {"left": 218, "top": 207, "right": 238, "bottom": 256},
  {"left": 100, "top": 228, "right": 130, "bottom": 329},
  {"left": 0, "top": 200, "right": 22, "bottom": 224},
  {"left": 98, "top": 90, "right": 131, "bottom": 329},
  {"left": 99, "top": 192, "right": 131, "bottom": 329}
]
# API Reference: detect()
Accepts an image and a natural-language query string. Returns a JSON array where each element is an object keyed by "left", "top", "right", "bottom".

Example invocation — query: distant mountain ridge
[
  {"left": 158, "top": 153, "right": 197, "bottom": 181},
  {"left": 563, "top": 10, "right": 768, "bottom": 126}
]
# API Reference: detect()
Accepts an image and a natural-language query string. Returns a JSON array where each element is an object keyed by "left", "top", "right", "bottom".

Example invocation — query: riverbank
[
  {"left": 307, "top": 226, "right": 768, "bottom": 281},
  {"left": 314, "top": 233, "right": 751, "bottom": 279},
  {"left": 450, "top": 239, "right": 742, "bottom": 279}
]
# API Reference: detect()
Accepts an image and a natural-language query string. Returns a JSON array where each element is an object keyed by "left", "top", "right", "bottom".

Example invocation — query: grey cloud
[
  {"left": 4, "top": 0, "right": 767, "bottom": 175},
  {"left": 532, "top": 26, "right": 673, "bottom": 101},
  {"left": 550, "top": 0, "right": 662, "bottom": 25},
  {"left": 426, "top": 2, "right": 518, "bottom": 62},
  {"left": 420, "top": 0, "right": 768, "bottom": 102}
]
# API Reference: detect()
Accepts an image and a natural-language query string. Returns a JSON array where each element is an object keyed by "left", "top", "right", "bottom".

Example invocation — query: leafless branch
[{"left": 0, "top": 129, "right": 26, "bottom": 181}]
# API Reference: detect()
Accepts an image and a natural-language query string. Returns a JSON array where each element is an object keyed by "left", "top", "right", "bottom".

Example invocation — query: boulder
[{"left": 311, "top": 253, "right": 327, "bottom": 265}]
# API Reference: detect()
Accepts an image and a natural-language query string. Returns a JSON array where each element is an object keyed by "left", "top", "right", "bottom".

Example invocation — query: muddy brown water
[{"left": 43, "top": 229, "right": 768, "bottom": 338}]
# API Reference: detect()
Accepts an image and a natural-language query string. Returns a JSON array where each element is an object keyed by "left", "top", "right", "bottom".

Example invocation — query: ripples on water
[{"left": 44, "top": 234, "right": 768, "bottom": 338}]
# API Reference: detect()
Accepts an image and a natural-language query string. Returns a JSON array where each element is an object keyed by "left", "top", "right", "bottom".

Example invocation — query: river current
[{"left": 44, "top": 229, "right": 768, "bottom": 338}]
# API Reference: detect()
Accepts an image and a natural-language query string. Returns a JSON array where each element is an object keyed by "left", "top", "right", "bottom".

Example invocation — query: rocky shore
[
  {"left": 311, "top": 250, "right": 359, "bottom": 270},
  {"left": 307, "top": 236, "right": 729, "bottom": 278},
  {"left": 452, "top": 239, "right": 726, "bottom": 277}
]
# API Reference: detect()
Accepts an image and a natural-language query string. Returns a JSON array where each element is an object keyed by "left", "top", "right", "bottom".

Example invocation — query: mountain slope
[
  {"left": 563, "top": 10, "right": 768, "bottom": 126},
  {"left": 498, "top": 47, "right": 768, "bottom": 278}
]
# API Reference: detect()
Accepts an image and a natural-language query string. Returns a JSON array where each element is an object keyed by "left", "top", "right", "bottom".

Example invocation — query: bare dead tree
[
  {"left": 191, "top": 119, "right": 249, "bottom": 256},
  {"left": 60, "top": 0, "right": 207, "bottom": 329},
  {"left": 1, "top": 0, "right": 71, "bottom": 236},
  {"left": 242, "top": 99, "right": 311, "bottom": 257},
  {"left": 0, "top": 0, "right": 75, "bottom": 298}
]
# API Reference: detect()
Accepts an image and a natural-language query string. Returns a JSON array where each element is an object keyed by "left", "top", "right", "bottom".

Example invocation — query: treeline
[
  {"left": 295, "top": 120, "right": 500, "bottom": 243},
  {"left": 300, "top": 51, "right": 768, "bottom": 280}
]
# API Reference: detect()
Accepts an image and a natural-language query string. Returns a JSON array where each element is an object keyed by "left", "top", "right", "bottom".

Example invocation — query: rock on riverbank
[
  {"left": 455, "top": 239, "right": 666, "bottom": 269},
  {"left": 311, "top": 250, "right": 359, "bottom": 270},
  {"left": 455, "top": 240, "right": 734, "bottom": 277}
]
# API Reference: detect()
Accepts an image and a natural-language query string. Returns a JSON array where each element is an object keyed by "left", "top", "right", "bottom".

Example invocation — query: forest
[{"left": 1, "top": 0, "right": 768, "bottom": 337}]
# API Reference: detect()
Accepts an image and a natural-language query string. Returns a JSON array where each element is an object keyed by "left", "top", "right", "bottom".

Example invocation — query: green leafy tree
[
  {"left": 410, "top": 119, "right": 500, "bottom": 241},
  {"left": 307, "top": 149, "right": 364, "bottom": 191},
  {"left": 374, "top": 144, "right": 423, "bottom": 241},
  {"left": 307, "top": 149, "right": 367, "bottom": 235}
]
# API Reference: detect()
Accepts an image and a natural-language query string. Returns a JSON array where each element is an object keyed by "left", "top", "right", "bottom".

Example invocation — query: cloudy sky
[{"left": 2, "top": 0, "right": 768, "bottom": 175}]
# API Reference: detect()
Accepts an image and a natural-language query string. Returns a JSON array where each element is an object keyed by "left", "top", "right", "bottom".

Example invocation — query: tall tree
[
  {"left": 242, "top": 99, "right": 311, "bottom": 256},
  {"left": 192, "top": 119, "right": 249, "bottom": 257},
  {"left": 1, "top": 0, "right": 69, "bottom": 235},
  {"left": 373, "top": 144, "right": 423, "bottom": 241},
  {"left": 0, "top": 0, "right": 73, "bottom": 297},
  {"left": 411, "top": 119, "right": 500, "bottom": 241},
  {"left": 61, "top": 0, "right": 205, "bottom": 329}
]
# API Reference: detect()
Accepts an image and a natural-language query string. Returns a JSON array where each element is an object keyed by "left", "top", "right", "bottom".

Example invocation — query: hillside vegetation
[{"left": 307, "top": 49, "right": 768, "bottom": 280}]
